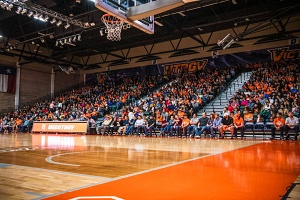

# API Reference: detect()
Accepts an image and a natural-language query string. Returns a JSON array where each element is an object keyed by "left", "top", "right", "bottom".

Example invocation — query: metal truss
[{"left": 0, "top": 0, "right": 86, "bottom": 28}]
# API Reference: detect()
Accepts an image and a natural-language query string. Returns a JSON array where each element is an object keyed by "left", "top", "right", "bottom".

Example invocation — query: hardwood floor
[{"left": 0, "top": 133, "right": 298, "bottom": 200}]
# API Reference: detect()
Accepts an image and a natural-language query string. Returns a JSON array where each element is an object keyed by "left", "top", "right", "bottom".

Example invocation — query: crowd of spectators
[
  {"left": 219, "top": 60, "right": 300, "bottom": 140},
  {"left": 1, "top": 60, "right": 299, "bottom": 140},
  {"left": 0, "top": 65, "right": 239, "bottom": 136},
  {"left": 0, "top": 75, "right": 169, "bottom": 133}
]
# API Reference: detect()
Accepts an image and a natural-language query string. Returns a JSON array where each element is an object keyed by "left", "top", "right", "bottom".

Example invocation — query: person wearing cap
[
  {"left": 219, "top": 113, "right": 234, "bottom": 138},
  {"left": 233, "top": 113, "right": 245, "bottom": 139}
]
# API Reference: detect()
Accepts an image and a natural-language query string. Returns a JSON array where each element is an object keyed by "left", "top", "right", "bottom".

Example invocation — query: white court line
[
  {"left": 40, "top": 141, "right": 262, "bottom": 200},
  {"left": 45, "top": 152, "right": 83, "bottom": 167}
]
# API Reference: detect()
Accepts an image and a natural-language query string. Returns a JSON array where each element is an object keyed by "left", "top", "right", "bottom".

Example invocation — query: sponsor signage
[{"left": 32, "top": 121, "right": 88, "bottom": 133}]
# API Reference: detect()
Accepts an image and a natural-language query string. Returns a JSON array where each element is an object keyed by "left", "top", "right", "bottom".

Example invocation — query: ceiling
[{"left": 0, "top": 0, "right": 299, "bottom": 70}]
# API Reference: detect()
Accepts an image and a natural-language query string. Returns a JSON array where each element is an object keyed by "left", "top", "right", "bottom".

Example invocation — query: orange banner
[{"left": 32, "top": 121, "right": 88, "bottom": 133}]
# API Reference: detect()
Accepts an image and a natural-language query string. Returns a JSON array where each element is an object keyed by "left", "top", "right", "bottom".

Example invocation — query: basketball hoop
[{"left": 101, "top": 14, "right": 124, "bottom": 41}]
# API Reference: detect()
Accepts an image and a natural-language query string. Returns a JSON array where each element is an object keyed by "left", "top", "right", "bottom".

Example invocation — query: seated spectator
[
  {"left": 188, "top": 113, "right": 199, "bottom": 137},
  {"left": 284, "top": 112, "right": 299, "bottom": 140},
  {"left": 118, "top": 116, "right": 129, "bottom": 135},
  {"left": 210, "top": 113, "right": 222, "bottom": 138},
  {"left": 205, "top": 113, "right": 214, "bottom": 138},
  {"left": 181, "top": 114, "right": 190, "bottom": 137},
  {"left": 144, "top": 115, "right": 156, "bottom": 136},
  {"left": 219, "top": 113, "right": 234, "bottom": 139},
  {"left": 197, "top": 112, "right": 209, "bottom": 138},
  {"left": 271, "top": 113, "right": 285, "bottom": 140},
  {"left": 243, "top": 110, "right": 254, "bottom": 124},
  {"left": 134, "top": 115, "right": 145, "bottom": 135},
  {"left": 173, "top": 115, "right": 182, "bottom": 137},
  {"left": 233, "top": 114, "right": 245, "bottom": 139},
  {"left": 98, "top": 115, "right": 112, "bottom": 135}
]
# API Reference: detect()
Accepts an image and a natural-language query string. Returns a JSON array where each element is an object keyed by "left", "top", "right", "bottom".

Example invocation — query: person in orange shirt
[
  {"left": 233, "top": 114, "right": 245, "bottom": 139},
  {"left": 181, "top": 114, "right": 190, "bottom": 137},
  {"left": 15, "top": 117, "right": 23, "bottom": 133},
  {"left": 270, "top": 113, "right": 285, "bottom": 140}
]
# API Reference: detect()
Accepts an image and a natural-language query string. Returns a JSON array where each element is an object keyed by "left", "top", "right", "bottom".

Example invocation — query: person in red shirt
[{"left": 271, "top": 113, "right": 285, "bottom": 140}]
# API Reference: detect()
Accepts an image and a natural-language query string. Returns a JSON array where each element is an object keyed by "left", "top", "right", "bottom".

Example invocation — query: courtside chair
[
  {"left": 253, "top": 122, "right": 265, "bottom": 139},
  {"left": 244, "top": 122, "right": 255, "bottom": 138}
]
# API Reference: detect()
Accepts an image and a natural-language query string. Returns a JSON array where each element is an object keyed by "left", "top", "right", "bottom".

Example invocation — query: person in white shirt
[
  {"left": 128, "top": 110, "right": 134, "bottom": 121},
  {"left": 134, "top": 115, "right": 145, "bottom": 135},
  {"left": 285, "top": 112, "right": 299, "bottom": 140}
]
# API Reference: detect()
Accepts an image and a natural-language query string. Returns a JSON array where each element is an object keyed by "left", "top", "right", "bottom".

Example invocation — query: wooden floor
[{"left": 0, "top": 133, "right": 299, "bottom": 200}]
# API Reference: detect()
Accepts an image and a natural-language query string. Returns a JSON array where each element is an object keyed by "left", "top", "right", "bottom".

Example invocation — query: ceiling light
[
  {"left": 27, "top": 11, "right": 33, "bottom": 17},
  {"left": 33, "top": 13, "right": 39, "bottom": 18},
  {"left": 76, "top": 0, "right": 81, "bottom": 3},
  {"left": 7, "top": 4, "right": 13, "bottom": 11},
  {"left": 16, "top": 7, "right": 22, "bottom": 14},
  {"left": 68, "top": 37, "right": 72, "bottom": 43},
  {"left": 99, "top": 30, "right": 104, "bottom": 36},
  {"left": 1, "top": 2, "right": 8, "bottom": 8},
  {"left": 90, "top": 22, "right": 95, "bottom": 26},
  {"left": 245, "top": 18, "right": 250, "bottom": 21},
  {"left": 77, "top": 34, "right": 81, "bottom": 41},
  {"left": 72, "top": 36, "right": 76, "bottom": 42},
  {"left": 21, "top": 8, "right": 27, "bottom": 15},
  {"left": 50, "top": 18, "right": 56, "bottom": 24},
  {"left": 232, "top": 0, "right": 237, "bottom": 4},
  {"left": 55, "top": 41, "right": 58, "bottom": 46},
  {"left": 0, "top": 1, "right": 3, "bottom": 6},
  {"left": 64, "top": 38, "right": 67, "bottom": 43},
  {"left": 64, "top": 23, "right": 70, "bottom": 29},
  {"left": 0, "top": 35, "right": 2, "bottom": 38},
  {"left": 59, "top": 40, "right": 64, "bottom": 45},
  {"left": 44, "top": 15, "right": 49, "bottom": 21},
  {"left": 56, "top": 20, "right": 62, "bottom": 27},
  {"left": 40, "top": 38, "right": 45, "bottom": 43}
]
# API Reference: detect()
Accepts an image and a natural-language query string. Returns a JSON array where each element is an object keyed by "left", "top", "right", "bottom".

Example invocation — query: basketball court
[
  {"left": 0, "top": 134, "right": 299, "bottom": 199},
  {"left": 0, "top": 0, "right": 300, "bottom": 199}
]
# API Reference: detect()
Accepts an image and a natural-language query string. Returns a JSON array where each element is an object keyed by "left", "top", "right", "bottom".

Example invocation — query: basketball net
[{"left": 101, "top": 14, "right": 124, "bottom": 41}]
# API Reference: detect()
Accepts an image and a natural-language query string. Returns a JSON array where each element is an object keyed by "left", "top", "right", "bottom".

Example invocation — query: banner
[
  {"left": 32, "top": 121, "right": 88, "bottom": 133},
  {"left": 0, "top": 66, "right": 16, "bottom": 94},
  {"left": 268, "top": 47, "right": 300, "bottom": 62},
  {"left": 164, "top": 60, "right": 208, "bottom": 75},
  {"left": 86, "top": 44, "right": 300, "bottom": 81}
]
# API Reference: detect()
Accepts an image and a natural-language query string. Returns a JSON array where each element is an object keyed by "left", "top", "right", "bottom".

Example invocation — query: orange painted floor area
[{"left": 44, "top": 141, "right": 300, "bottom": 200}]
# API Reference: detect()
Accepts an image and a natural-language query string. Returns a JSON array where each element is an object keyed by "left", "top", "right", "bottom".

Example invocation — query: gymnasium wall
[
  {"left": 0, "top": 58, "right": 16, "bottom": 112},
  {"left": 0, "top": 56, "right": 84, "bottom": 113},
  {"left": 55, "top": 70, "right": 84, "bottom": 93}
]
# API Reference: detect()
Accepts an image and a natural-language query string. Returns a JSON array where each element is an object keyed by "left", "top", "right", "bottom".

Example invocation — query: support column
[
  {"left": 51, "top": 68, "right": 55, "bottom": 98},
  {"left": 15, "top": 62, "right": 21, "bottom": 110},
  {"left": 83, "top": 73, "right": 86, "bottom": 87}
]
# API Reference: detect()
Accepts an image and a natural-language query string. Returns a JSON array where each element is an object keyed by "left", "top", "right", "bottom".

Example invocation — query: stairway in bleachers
[{"left": 198, "top": 71, "right": 253, "bottom": 116}]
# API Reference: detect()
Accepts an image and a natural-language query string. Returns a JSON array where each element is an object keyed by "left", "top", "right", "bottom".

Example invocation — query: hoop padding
[{"left": 101, "top": 14, "right": 125, "bottom": 41}]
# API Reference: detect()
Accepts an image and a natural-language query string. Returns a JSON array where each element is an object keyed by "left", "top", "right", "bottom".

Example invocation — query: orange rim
[{"left": 101, "top": 14, "right": 123, "bottom": 23}]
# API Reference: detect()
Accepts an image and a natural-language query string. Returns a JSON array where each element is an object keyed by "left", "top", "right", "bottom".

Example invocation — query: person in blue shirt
[{"left": 210, "top": 113, "right": 222, "bottom": 138}]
